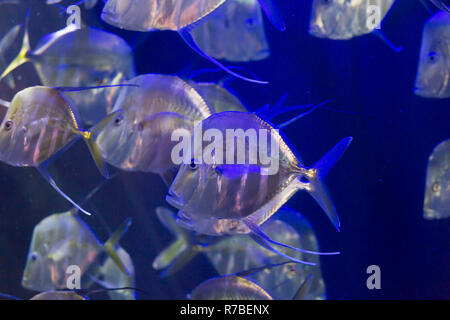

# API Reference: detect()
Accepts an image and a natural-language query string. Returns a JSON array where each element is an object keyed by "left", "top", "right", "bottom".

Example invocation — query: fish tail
[
  {"left": 158, "top": 243, "right": 201, "bottom": 278},
  {"left": 297, "top": 137, "right": 353, "bottom": 231},
  {"left": 0, "top": 13, "right": 31, "bottom": 81},
  {"left": 79, "top": 129, "right": 109, "bottom": 179},
  {"left": 103, "top": 217, "right": 132, "bottom": 275}
]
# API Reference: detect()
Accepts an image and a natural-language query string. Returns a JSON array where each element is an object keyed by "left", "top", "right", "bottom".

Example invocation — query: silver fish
[
  {"left": 1, "top": 24, "right": 136, "bottom": 125},
  {"left": 424, "top": 139, "right": 450, "bottom": 220},
  {"left": 415, "top": 11, "right": 450, "bottom": 98},
  {"left": 153, "top": 206, "right": 326, "bottom": 300},
  {"left": 188, "top": 276, "right": 273, "bottom": 300},
  {"left": 190, "top": 0, "right": 270, "bottom": 62},
  {"left": 309, "top": 0, "right": 395, "bottom": 40},
  {"left": 22, "top": 209, "right": 131, "bottom": 292},
  {"left": 166, "top": 111, "right": 351, "bottom": 263},
  {"left": 0, "top": 86, "right": 110, "bottom": 215},
  {"left": 92, "top": 74, "right": 212, "bottom": 185}
]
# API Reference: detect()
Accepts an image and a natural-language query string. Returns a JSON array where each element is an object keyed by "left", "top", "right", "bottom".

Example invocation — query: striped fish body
[
  {"left": 22, "top": 211, "right": 102, "bottom": 292},
  {"left": 0, "top": 86, "right": 81, "bottom": 167}
]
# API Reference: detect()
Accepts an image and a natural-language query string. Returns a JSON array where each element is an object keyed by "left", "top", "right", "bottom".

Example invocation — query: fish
[
  {"left": 0, "top": 24, "right": 21, "bottom": 89},
  {"left": 166, "top": 111, "right": 352, "bottom": 263},
  {"left": 153, "top": 206, "right": 326, "bottom": 299},
  {"left": 95, "top": 246, "right": 136, "bottom": 300},
  {"left": 188, "top": 276, "right": 274, "bottom": 300},
  {"left": 309, "top": 0, "right": 401, "bottom": 51},
  {"left": 415, "top": 11, "right": 450, "bottom": 98},
  {"left": 0, "top": 85, "right": 111, "bottom": 215},
  {"left": 91, "top": 73, "right": 212, "bottom": 186},
  {"left": 29, "top": 291, "right": 87, "bottom": 300},
  {"left": 100, "top": 0, "right": 284, "bottom": 83},
  {"left": 423, "top": 139, "right": 450, "bottom": 220},
  {"left": 309, "top": 0, "right": 396, "bottom": 39},
  {"left": 22, "top": 207, "right": 132, "bottom": 292},
  {"left": 189, "top": 0, "right": 270, "bottom": 62},
  {"left": 0, "top": 23, "right": 136, "bottom": 125}
]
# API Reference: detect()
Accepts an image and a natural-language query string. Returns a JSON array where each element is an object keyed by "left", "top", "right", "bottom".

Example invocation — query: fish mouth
[{"left": 166, "top": 191, "right": 184, "bottom": 209}]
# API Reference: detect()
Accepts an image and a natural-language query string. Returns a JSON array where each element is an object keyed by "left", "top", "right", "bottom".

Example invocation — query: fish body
[
  {"left": 22, "top": 211, "right": 103, "bottom": 291},
  {"left": 190, "top": 0, "right": 270, "bottom": 62},
  {"left": 2, "top": 25, "right": 136, "bottom": 125},
  {"left": 424, "top": 139, "right": 450, "bottom": 219},
  {"left": 415, "top": 11, "right": 450, "bottom": 99},
  {"left": 309, "top": 0, "right": 395, "bottom": 39},
  {"left": 22, "top": 210, "right": 131, "bottom": 292},
  {"left": 101, "top": 0, "right": 227, "bottom": 31},
  {"left": 93, "top": 74, "right": 211, "bottom": 175},
  {"left": 0, "top": 86, "right": 81, "bottom": 167},
  {"left": 167, "top": 111, "right": 351, "bottom": 237},
  {"left": 189, "top": 276, "right": 273, "bottom": 300}
]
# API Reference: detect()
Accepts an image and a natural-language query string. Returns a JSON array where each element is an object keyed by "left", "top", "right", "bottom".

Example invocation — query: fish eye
[
  {"left": 189, "top": 159, "right": 198, "bottom": 171},
  {"left": 114, "top": 115, "right": 124, "bottom": 126},
  {"left": 30, "top": 252, "right": 39, "bottom": 262},
  {"left": 432, "top": 181, "right": 440, "bottom": 193},
  {"left": 427, "top": 52, "right": 438, "bottom": 64},
  {"left": 245, "top": 18, "right": 255, "bottom": 27},
  {"left": 4, "top": 120, "right": 13, "bottom": 131}
]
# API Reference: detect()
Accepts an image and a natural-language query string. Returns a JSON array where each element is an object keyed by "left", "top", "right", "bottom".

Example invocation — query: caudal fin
[
  {"left": 153, "top": 207, "right": 200, "bottom": 277},
  {"left": 103, "top": 217, "right": 132, "bottom": 275},
  {"left": 0, "top": 14, "right": 31, "bottom": 81},
  {"left": 299, "top": 137, "right": 353, "bottom": 231}
]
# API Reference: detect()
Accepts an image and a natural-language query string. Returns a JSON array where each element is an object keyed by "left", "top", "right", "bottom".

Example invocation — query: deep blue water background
[{"left": 0, "top": 0, "right": 448, "bottom": 299}]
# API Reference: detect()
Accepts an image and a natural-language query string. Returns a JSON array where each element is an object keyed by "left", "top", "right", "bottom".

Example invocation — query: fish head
[
  {"left": 22, "top": 250, "right": 56, "bottom": 292},
  {"left": 415, "top": 13, "right": 450, "bottom": 98},
  {"left": 22, "top": 223, "right": 55, "bottom": 291},
  {"left": 92, "top": 108, "right": 135, "bottom": 165},
  {"left": 423, "top": 140, "right": 450, "bottom": 219}
]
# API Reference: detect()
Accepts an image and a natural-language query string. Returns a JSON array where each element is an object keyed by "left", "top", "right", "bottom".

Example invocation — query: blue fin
[
  {"left": 245, "top": 219, "right": 339, "bottom": 256},
  {"left": 37, "top": 165, "right": 92, "bottom": 216},
  {"left": 257, "top": 0, "right": 286, "bottom": 31},
  {"left": 248, "top": 230, "right": 316, "bottom": 266},
  {"left": 372, "top": 29, "right": 402, "bottom": 53},
  {"left": 178, "top": 29, "right": 268, "bottom": 85},
  {"left": 302, "top": 137, "right": 353, "bottom": 231}
]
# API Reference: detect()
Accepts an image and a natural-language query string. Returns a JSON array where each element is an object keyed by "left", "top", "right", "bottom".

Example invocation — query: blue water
[{"left": 0, "top": 1, "right": 448, "bottom": 300}]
